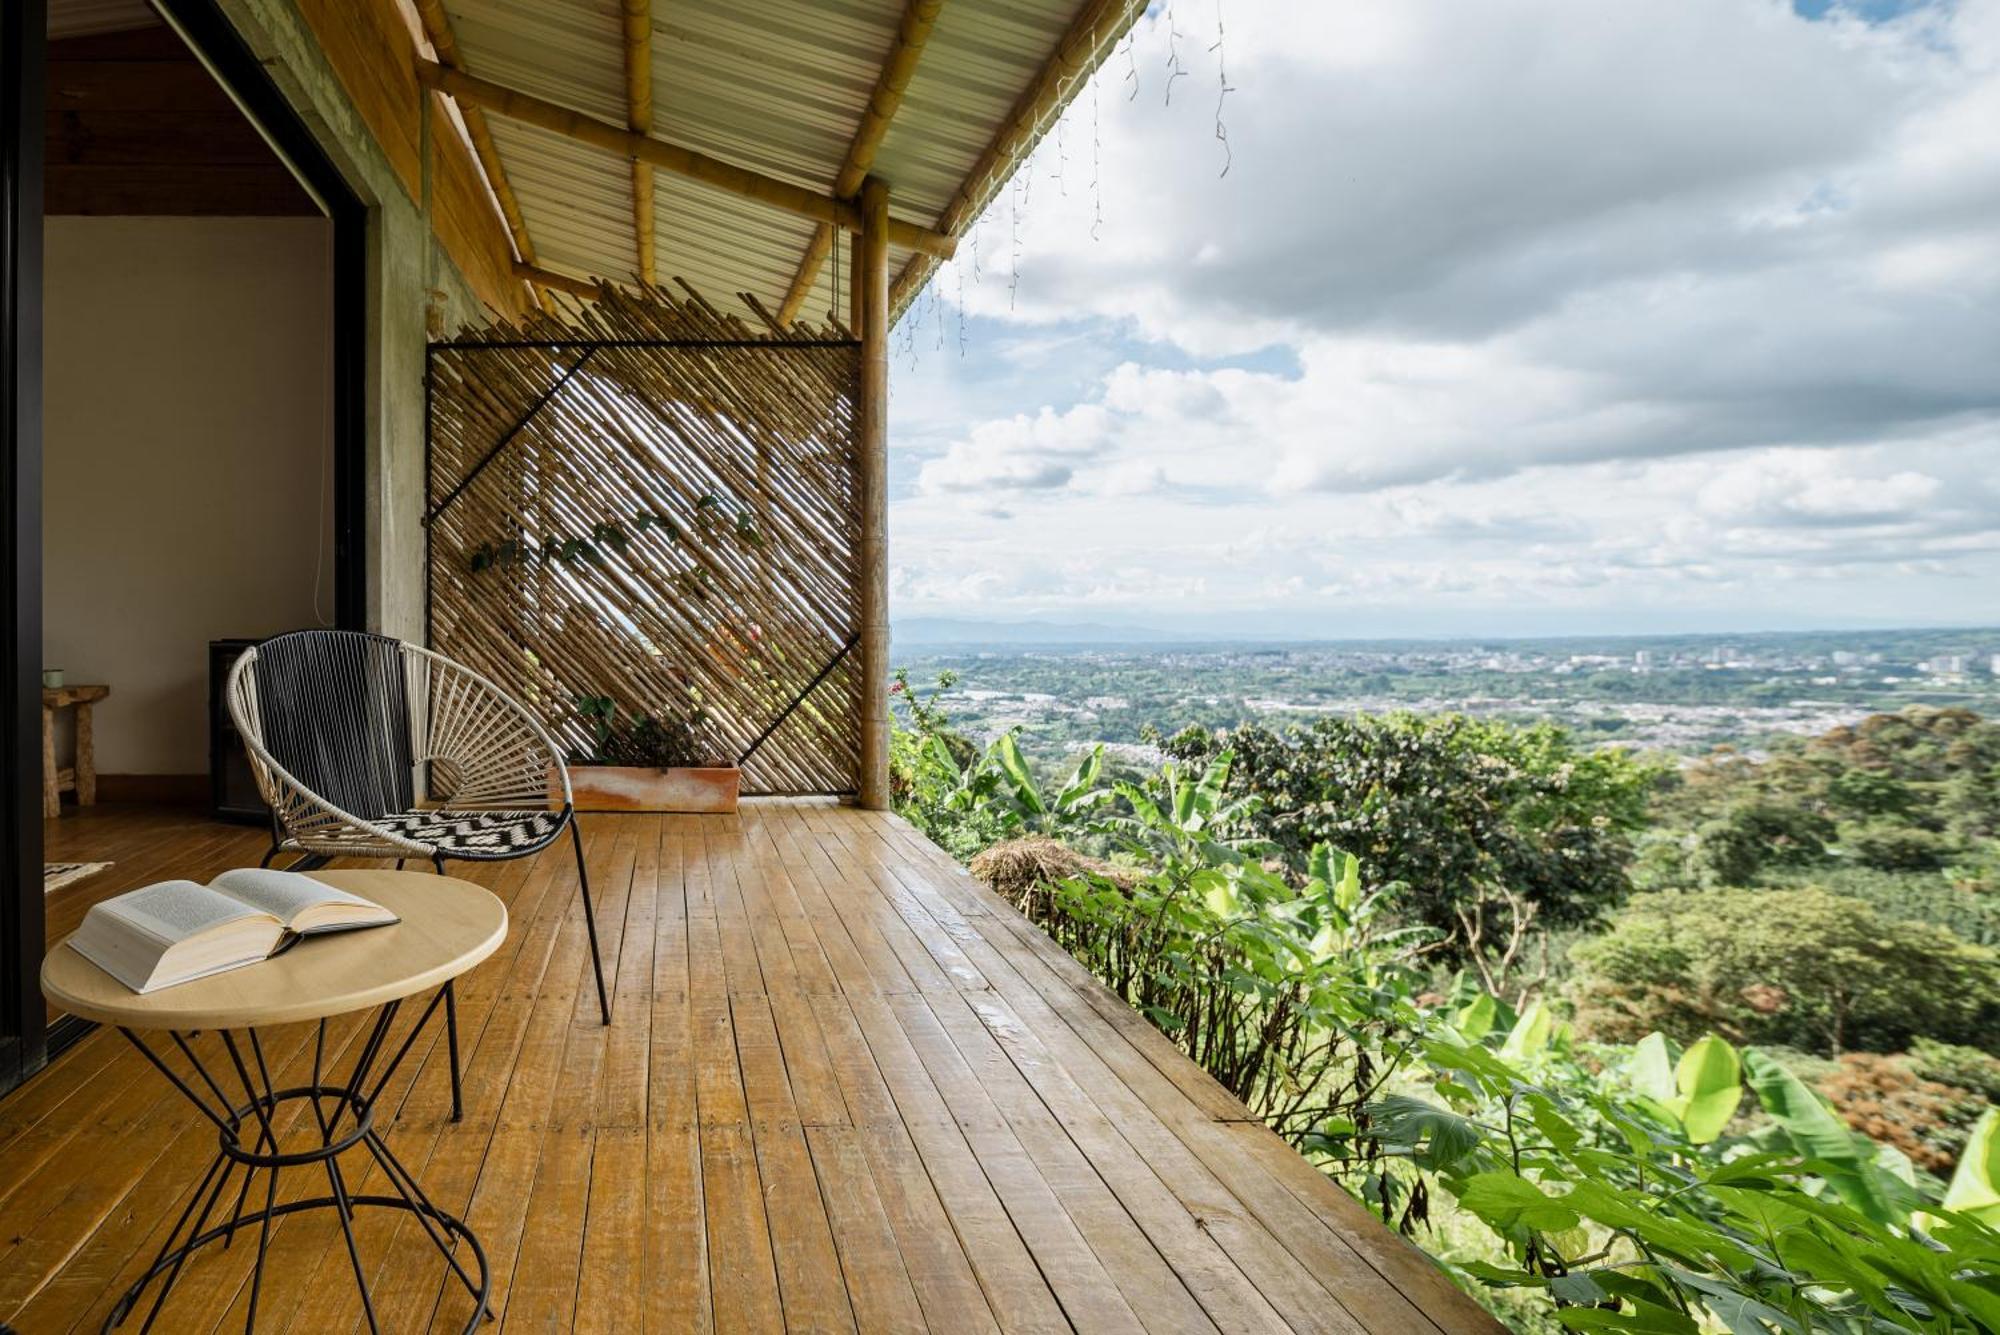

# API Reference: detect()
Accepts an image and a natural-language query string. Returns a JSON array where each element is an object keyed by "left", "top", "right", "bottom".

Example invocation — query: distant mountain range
[
  {"left": 893, "top": 617, "right": 1188, "bottom": 647},
  {"left": 890, "top": 617, "right": 2000, "bottom": 653}
]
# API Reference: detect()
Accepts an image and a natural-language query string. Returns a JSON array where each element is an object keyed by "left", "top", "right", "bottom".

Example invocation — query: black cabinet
[{"left": 209, "top": 639, "right": 268, "bottom": 825}]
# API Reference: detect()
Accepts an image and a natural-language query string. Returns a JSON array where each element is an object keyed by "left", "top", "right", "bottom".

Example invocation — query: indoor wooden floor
[{"left": 5, "top": 802, "right": 1500, "bottom": 1333}]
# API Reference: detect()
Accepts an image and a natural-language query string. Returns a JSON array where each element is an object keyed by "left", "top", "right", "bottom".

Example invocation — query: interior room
[{"left": 37, "top": 13, "right": 336, "bottom": 970}]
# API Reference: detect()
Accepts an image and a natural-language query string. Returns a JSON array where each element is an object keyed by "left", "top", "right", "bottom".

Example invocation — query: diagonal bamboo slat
[{"left": 426, "top": 284, "right": 863, "bottom": 796}]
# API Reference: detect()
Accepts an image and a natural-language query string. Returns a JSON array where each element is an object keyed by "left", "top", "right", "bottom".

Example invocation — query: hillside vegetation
[{"left": 892, "top": 677, "right": 2000, "bottom": 1331}]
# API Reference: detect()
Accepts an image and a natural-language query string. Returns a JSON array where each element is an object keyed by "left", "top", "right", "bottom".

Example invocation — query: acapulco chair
[{"left": 225, "top": 630, "right": 610, "bottom": 1118}]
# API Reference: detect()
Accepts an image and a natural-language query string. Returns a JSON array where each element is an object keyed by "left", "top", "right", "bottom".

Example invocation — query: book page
[
  {"left": 211, "top": 868, "right": 381, "bottom": 926},
  {"left": 99, "top": 881, "right": 269, "bottom": 943}
]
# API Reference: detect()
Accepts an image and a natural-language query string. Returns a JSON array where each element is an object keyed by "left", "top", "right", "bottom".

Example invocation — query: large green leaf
[
  {"left": 1629, "top": 1032, "right": 1677, "bottom": 1106},
  {"left": 1457, "top": 1171, "right": 1579, "bottom": 1234},
  {"left": 1455, "top": 993, "right": 1502, "bottom": 1042},
  {"left": 1368, "top": 1094, "right": 1482, "bottom": 1171},
  {"left": 1667, "top": 1035, "right": 1742, "bottom": 1145},
  {"left": 992, "top": 733, "right": 1043, "bottom": 815},
  {"left": 1743, "top": 1049, "right": 1913, "bottom": 1225},
  {"left": 1941, "top": 1107, "right": 2000, "bottom": 1227},
  {"left": 1500, "top": 999, "right": 1554, "bottom": 1062},
  {"left": 1055, "top": 745, "right": 1103, "bottom": 811}
]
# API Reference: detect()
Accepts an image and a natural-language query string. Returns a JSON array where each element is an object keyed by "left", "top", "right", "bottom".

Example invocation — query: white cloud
[{"left": 888, "top": 0, "right": 2000, "bottom": 634}]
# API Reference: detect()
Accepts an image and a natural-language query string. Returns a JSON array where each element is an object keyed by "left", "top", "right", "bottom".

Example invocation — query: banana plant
[
  {"left": 1937, "top": 1107, "right": 2000, "bottom": 1228},
  {"left": 1110, "top": 749, "right": 1260, "bottom": 867},
  {"left": 1743, "top": 1048, "right": 1921, "bottom": 1226},
  {"left": 987, "top": 733, "right": 1109, "bottom": 834}
]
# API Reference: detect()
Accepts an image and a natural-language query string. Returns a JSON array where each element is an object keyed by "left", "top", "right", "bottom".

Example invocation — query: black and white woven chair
[{"left": 226, "top": 630, "right": 609, "bottom": 1117}]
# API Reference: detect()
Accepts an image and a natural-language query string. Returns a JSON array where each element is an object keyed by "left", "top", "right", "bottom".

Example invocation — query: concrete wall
[
  {"left": 42, "top": 216, "right": 335, "bottom": 775},
  {"left": 217, "top": 0, "right": 492, "bottom": 646}
]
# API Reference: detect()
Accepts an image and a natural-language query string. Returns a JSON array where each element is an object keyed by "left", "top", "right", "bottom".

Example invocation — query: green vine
[{"left": 465, "top": 492, "right": 764, "bottom": 577}]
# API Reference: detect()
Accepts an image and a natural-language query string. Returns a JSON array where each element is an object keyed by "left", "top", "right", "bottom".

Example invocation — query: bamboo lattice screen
[{"left": 425, "top": 285, "right": 862, "bottom": 795}]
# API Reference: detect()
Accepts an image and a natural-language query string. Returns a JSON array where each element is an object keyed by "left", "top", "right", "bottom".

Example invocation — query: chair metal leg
[
  {"left": 570, "top": 822, "right": 611, "bottom": 1025},
  {"left": 432, "top": 854, "right": 464, "bottom": 1121},
  {"left": 443, "top": 980, "right": 463, "bottom": 1123}
]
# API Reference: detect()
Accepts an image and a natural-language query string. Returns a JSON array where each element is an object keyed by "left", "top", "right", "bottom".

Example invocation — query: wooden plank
[
  {"left": 292, "top": 0, "right": 423, "bottom": 202},
  {"left": 1, "top": 804, "right": 1508, "bottom": 1334},
  {"left": 428, "top": 91, "right": 531, "bottom": 316}
]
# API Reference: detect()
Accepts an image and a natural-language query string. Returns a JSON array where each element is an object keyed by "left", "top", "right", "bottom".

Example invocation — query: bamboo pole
[
  {"left": 621, "top": 0, "right": 656, "bottom": 286},
  {"left": 857, "top": 177, "right": 891, "bottom": 809},
  {"left": 417, "top": 59, "right": 957, "bottom": 261},
  {"left": 888, "top": 0, "right": 1148, "bottom": 316},
  {"left": 513, "top": 261, "right": 604, "bottom": 299},
  {"left": 776, "top": 0, "right": 945, "bottom": 326}
]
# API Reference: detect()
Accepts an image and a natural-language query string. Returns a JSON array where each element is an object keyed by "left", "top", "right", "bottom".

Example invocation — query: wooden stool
[{"left": 42, "top": 683, "right": 109, "bottom": 818}]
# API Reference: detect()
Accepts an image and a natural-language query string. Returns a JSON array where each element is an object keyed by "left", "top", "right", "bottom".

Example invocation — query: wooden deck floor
[{"left": 6, "top": 802, "right": 1500, "bottom": 1333}]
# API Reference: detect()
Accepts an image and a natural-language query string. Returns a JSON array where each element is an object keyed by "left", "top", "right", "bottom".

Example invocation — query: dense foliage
[
  {"left": 888, "top": 684, "right": 2000, "bottom": 1330},
  {"left": 1160, "top": 715, "right": 1657, "bottom": 951},
  {"left": 1569, "top": 886, "right": 2000, "bottom": 1056}
]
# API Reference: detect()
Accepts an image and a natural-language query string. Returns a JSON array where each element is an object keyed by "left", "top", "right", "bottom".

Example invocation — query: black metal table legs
[{"left": 108, "top": 991, "right": 491, "bottom": 1334}]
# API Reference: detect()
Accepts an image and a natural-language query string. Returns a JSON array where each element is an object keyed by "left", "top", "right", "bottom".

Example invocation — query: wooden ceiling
[{"left": 45, "top": 26, "right": 317, "bottom": 216}]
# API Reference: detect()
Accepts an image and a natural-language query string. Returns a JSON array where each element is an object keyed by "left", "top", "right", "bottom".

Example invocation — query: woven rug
[{"left": 43, "top": 861, "right": 113, "bottom": 895}]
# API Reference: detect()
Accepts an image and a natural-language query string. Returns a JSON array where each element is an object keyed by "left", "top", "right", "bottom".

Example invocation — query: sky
[{"left": 885, "top": 0, "right": 2000, "bottom": 640}]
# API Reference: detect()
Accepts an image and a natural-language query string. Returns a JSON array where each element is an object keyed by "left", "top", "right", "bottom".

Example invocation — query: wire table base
[{"left": 108, "top": 988, "right": 490, "bottom": 1334}]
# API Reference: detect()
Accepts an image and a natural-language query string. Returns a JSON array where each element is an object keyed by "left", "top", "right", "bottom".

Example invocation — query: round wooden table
[{"left": 43, "top": 870, "right": 507, "bottom": 1334}]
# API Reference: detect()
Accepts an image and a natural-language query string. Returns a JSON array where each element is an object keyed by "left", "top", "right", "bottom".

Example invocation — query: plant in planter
[{"left": 564, "top": 694, "right": 740, "bottom": 813}]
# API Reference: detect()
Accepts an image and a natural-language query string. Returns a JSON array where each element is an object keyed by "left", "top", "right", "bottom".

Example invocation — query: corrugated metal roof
[{"left": 435, "top": 0, "right": 1135, "bottom": 318}]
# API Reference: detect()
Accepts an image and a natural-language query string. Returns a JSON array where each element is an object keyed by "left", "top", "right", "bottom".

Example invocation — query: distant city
[{"left": 892, "top": 626, "right": 2000, "bottom": 764}]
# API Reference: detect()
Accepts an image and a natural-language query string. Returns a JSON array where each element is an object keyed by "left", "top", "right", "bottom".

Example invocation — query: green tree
[
  {"left": 1570, "top": 886, "right": 2000, "bottom": 1056},
  {"left": 1163, "top": 714, "right": 1658, "bottom": 951},
  {"left": 1691, "top": 800, "right": 1834, "bottom": 885}
]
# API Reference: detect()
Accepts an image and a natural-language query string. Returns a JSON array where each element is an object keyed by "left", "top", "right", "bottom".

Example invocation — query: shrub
[{"left": 1569, "top": 886, "right": 2000, "bottom": 1055}]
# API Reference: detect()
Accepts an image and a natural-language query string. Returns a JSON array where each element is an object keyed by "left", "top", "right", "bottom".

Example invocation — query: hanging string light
[
  {"left": 1212, "top": 0, "right": 1234, "bottom": 177},
  {"left": 1091, "top": 76, "right": 1105, "bottom": 241},
  {"left": 1165, "top": 0, "right": 1188, "bottom": 106},
  {"left": 1122, "top": 30, "right": 1139, "bottom": 102},
  {"left": 1054, "top": 97, "right": 1068, "bottom": 197},
  {"left": 1009, "top": 172, "right": 1024, "bottom": 311}
]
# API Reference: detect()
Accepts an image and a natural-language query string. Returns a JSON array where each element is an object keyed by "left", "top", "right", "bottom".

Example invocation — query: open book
[{"left": 67, "top": 868, "right": 399, "bottom": 994}]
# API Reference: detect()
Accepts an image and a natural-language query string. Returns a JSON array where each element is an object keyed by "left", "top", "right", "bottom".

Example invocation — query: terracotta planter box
[{"left": 563, "top": 765, "right": 740, "bottom": 813}]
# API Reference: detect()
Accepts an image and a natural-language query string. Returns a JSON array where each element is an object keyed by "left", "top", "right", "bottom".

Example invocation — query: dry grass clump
[{"left": 969, "top": 836, "right": 1134, "bottom": 919}]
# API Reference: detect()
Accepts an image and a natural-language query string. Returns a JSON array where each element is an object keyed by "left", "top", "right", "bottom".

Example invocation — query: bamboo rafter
[
  {"left": 776, "top": 0, "right": 945, "bottom": 327},
  {"left": 622, "top": 0, "right": 656, "bottom": 286},
  {"left": 427, "top": 283, "right": 863, "bottom": 796},
  {"left": 417, "top": 59, "right": 958, "bottom": 261}
]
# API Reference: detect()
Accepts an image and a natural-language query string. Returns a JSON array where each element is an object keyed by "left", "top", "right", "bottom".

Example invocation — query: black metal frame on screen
[
  {"left": 420, "top": 334, "right": 865, "bottom": 784},
  {"left": 0, "top": 0, "right": 371, "bottom": 1096}
]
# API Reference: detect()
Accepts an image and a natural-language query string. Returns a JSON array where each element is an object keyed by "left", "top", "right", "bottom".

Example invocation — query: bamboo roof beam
[
  {"left": 775, "top": 0, "right": 945, "bottom": 327},
  {"left": 416, "top": 59, "right": 959, "bottom": 262},
  {"left": 888, "top": 0, "right": 1147, "bottom": 318},
  {"left": 622, "top": 0, "right": 656, "bottom": 286},
  {"left": 513, "top": 261, "right": 605, "bottom": 300},
  {"left": 412, "top": 0, "right": 555, "bottom": 316}
]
